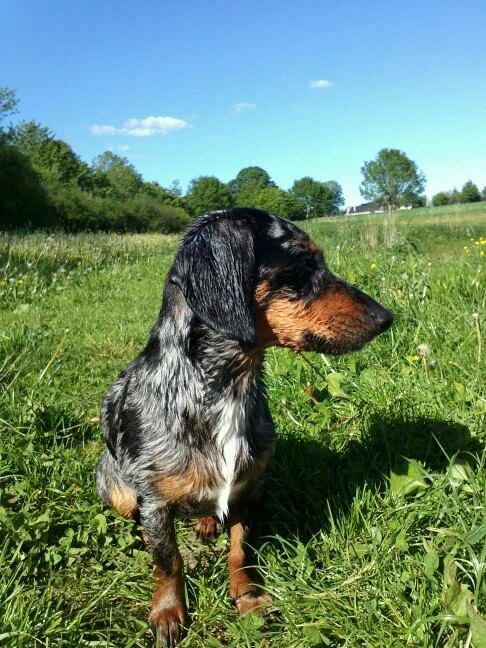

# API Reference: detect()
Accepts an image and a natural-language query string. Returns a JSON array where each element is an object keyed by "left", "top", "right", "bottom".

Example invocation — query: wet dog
[{"left": 96, "top": 207, "right": 393, "bottom": 644}]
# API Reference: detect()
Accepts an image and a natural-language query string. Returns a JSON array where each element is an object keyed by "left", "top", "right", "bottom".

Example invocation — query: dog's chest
[{"left": 212, "top": 397, "right": 249, "bottom": 520}]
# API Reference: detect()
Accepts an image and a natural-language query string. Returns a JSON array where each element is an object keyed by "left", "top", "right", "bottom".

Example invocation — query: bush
[
  {"left": 125, "top": 195, "right": 191, "bottom": 233},
  {"left": 45, "top": 185, "right": 192, "bottom": 233},
  {"left": 432, "top": 192, "right": 450, "bottom": 207},
  {"left": 0, "top": 144, "right": 51, "bottom": 229}
]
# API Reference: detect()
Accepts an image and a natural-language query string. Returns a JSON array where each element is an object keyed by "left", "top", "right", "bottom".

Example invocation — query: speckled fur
[{"left": 95, "top": 207, "right": 393, "bottom": 644}]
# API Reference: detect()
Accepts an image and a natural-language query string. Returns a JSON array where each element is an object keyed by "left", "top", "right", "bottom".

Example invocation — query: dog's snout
[{"left": 370, "top": 305, "right": 394, "bottom": 333}]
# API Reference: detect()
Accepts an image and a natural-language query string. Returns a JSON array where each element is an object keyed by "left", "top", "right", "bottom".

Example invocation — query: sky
[{"left": 1, "top": 1, "right": 485, "bottom": 206}]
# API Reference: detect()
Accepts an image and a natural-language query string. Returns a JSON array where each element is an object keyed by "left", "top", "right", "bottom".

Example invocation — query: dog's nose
[{"left": 370, "top": 305, "right": 394, "bottom": 333}]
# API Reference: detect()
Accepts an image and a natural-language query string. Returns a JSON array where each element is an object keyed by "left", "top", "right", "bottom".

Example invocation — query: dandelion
[
  {"left": 417, "top": 344, "right": 430, "bottom": 357},
  {"left": 406, "top": 355, "right": 420, "bottom": 362},
  {"left": 472, "top": 312, "right": 479, "bottom": 320},
  {"left": 370, "top": 262, "right": 377, "bottom": 270}
]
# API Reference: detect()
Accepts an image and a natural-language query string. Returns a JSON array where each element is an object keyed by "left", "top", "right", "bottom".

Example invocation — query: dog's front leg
[
  {"left": 228, "top": 504, "right": 272, "bottom": 616},
  {"left": 140, "top": 504, "right": 187, "bottom": 645}
]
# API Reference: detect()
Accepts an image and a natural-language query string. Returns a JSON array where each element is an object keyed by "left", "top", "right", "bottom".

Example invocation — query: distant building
[{"left": 345, "top": 202, "right": 413, "bottom": 215}]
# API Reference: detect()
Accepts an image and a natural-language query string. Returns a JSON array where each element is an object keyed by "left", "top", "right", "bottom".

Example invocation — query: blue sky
[{"left": 1, "top": 1, "right": 485, "bottom": 205}]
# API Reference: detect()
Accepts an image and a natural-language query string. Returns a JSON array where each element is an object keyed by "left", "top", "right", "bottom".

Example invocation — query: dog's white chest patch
[{"left": 213, "top": 397, "right": 247, "bottom": 520}]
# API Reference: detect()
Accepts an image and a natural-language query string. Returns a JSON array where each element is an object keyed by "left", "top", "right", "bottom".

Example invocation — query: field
[{"left": 1, "top": 204, "right": 485, "bottom": 647}]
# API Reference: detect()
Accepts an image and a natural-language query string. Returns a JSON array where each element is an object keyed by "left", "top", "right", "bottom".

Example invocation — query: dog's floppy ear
[{"left": 170, "top": 218, "right": 256, "bottom": 346}]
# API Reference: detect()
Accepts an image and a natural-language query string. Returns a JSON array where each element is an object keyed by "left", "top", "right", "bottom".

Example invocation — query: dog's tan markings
[
  {"left": 194, "top": 516, "right": 221, "bottom": 541},
  {"left": 312, "top": 290, "right": 362, "bottom": 317},
  {"left": 109, "top": 483, "right": 138, "bottom": 518},
  {"left": 153, "top": 462, "right": 218, "bottom": 503},
  {"left": 228, "top": 520, "right": 272, "bottom": 616},
  {"left": 254, "top": 280, "right": 364, "bottom": 350},
  {"left": 149, "top": 555, "right": 188, "bottom": 643}
]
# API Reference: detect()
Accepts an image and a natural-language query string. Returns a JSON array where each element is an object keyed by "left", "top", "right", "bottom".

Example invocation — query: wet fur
[{"left": 96, "top": 207, "right": 392, "bottom": 644}]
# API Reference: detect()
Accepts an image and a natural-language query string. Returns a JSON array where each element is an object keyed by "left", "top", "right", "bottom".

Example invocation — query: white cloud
[
  {"left": 89, "top": 124, "right": 117, "bottom": 135},
  {"left": 309, "top": 79, "right": 334, "bottom": 88},
  {"left": 89, "top": 115, "right": 189, "bottom": 137},
  {"left": 232, "top": 102, "right": 256, "bottom": 113}
]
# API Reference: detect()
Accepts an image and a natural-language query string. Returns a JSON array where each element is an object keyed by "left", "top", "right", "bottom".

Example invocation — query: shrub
[
  {"left": 0, "top": 144, "right": 52, "bottom": 229},
  {"left": 432, "top": 192, "right": 450, "bottom": 207}
]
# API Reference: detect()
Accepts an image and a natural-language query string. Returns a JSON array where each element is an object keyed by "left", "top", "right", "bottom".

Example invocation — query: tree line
[
  {"left": 432, "top": 181, "right": 486, "bottom": 207},
  {"left": 2, "top": 87, "right": 483, "bottom": 233},
  {"left": 0, "top": 88, "right": 344, "bottom": 232}
]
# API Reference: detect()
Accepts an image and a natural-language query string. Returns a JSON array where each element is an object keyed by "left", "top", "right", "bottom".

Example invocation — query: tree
[
  {"left": 92, "top": 151, "right": 143, "bottom": 199},
  {"left": 432, "top": 192, "right": 450, "bottom": 207},
  {"left": 482, "top": 187, "right": 486, "bottom": 201},
  {"left": 141, "top": 180, "right": 190, "bottom": 213},
  {"left": 0, "top": 87, "right": 19, "bottom": 129},
  {"left": 186, "top": 176, "right": 233, "bottom": 215},
  {"left": 449, "top": 189, "right": 462, "bottom": 204},
  {"left": 360, "top": 148, "right": 426, "bottom": 213},
  {"left": 10, "top": 121, "right": 89, "bottom": 186},
  {"left": 168, "top": 179, "right": 182, "bottom": 196},
  {"left": 250, "top": 186, "right": 305, "bottom": 221},
  {"left": 291, "top": 177, "right": 343, "bottom": 217},
  {"left": 228, "top": 166, "right": 275, "bottom": 205},
  {"left": 461, "top": 180, "right": 481, "bottom": 203}
]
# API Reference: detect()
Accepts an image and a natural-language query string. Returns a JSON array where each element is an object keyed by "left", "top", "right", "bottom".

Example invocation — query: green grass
[{"left": 1, "top": 208, "right": 485, "bottom": 647}]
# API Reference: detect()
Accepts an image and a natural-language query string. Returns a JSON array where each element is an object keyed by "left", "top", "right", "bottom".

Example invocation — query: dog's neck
[
  {"left": 189, "top": 323, "right": 263, "bottom": 396},
  {"left": 154, "top": 283, "right": 264, "bottom": 398}
]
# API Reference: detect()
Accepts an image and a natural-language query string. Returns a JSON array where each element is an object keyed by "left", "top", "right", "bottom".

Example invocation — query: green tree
[
  {"left": 91, "top": 151, "right": 143, "bottom": 199},
  {"left": 432, "top": 192, "right": 450, "bottom": 207},
  {"left": 482, "top": 186, "right": 486, "bottom": 201},
  {"left": 186, "top": 176, "right": 233, "bottom": 215},
  {"left": 461, "top": 180, "right": 481, "bottom": 203},
  {"left": 10, "top": 121, "right": 89, "bottom": 186},
  {"left": 228, "top": 166, "right": 275, "bottom": 205},
  {"left": 168, "top": 179, "right": 182, "bottom": 196},
  {"left": 251, "top": 186, "right": 305, "bottom": 221},
  {"left": 449, "top": 189, "right": 462, "bottom": 204},
  {"left": 291, "top": 177, "right": 343, "bottom": 217},
  {"left": 360, "top": 148, "right": 426, "bottom": 213},
  {"left": 0, "top": 87, "right": 19, "bottom": 130}
]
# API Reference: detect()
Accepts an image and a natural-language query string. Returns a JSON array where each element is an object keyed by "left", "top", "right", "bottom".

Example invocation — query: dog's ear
[{"left": 170, "top": 218, "right": 256, "bottom": 346}]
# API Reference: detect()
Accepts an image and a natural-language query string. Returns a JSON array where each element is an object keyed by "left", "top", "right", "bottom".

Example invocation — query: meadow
[{"left": 0, "top": 204, "right": 485, "bottom": 647}]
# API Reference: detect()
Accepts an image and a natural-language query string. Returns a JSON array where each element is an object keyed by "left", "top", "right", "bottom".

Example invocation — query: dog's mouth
[
  {"left": 300, "top": 309, "right": 393, "bottom": 355},
  {"left": 300, "top": 330, "right": 372, "bottom": 355}
]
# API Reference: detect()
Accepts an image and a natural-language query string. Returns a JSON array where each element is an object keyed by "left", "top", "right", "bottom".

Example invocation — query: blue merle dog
[{"left": 96, "top": 207, "right": 393, "bottom": 644}]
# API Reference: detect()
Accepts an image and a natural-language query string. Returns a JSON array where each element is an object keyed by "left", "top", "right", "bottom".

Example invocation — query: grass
[{"left": 0, "top": 206, "right": 485, "bottom": 647}]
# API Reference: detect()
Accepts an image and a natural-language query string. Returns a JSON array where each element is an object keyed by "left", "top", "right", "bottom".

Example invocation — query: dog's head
[{"left": 170, "top": 208, "right": 392, "bottom": 354}]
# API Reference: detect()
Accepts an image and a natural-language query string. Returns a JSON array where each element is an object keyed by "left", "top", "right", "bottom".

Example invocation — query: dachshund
[{"left": 96, "top": 207, "right": 393, "bottom": 644}]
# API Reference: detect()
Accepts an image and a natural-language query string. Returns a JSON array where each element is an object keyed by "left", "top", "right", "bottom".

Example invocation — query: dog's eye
[{"left": 277, "top": 265, "right": 314, "bottom": 292}]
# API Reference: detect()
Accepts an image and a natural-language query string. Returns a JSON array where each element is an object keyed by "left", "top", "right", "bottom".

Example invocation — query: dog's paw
[
  {"left": 234, "top": 590, "right": 272, "bottom": 616},
  {"left": 194, "top": 516, "right": 221, "bottom": 542},
  {"left": 149, "top": 601, "right": 187, "bottom": 646}
]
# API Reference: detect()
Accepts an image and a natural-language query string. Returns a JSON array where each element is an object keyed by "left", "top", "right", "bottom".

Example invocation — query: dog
[{"left": 96, "top": 207, "right": 393, "bottom": 644}]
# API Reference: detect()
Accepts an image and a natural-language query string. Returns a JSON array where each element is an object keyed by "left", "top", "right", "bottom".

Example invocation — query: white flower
[{"left": 417, "top": 344, "right": 430, "bottom": 357}]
